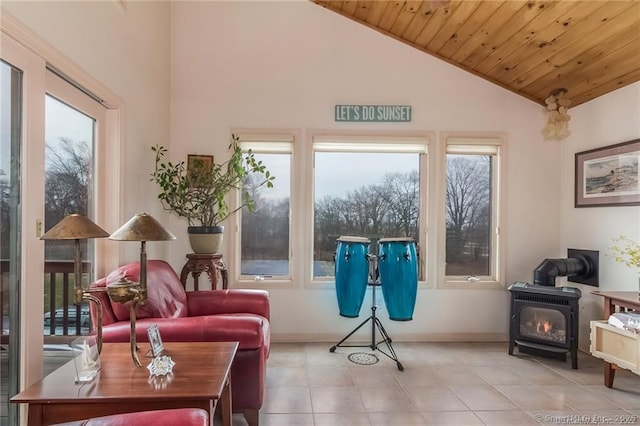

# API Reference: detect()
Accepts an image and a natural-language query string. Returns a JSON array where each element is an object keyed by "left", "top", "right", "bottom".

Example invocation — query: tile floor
[{"left": 226, "top": 341, "right": 640, "bottom": 426}]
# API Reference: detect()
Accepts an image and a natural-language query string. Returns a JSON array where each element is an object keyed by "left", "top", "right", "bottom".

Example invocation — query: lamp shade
[
  {"left": 109, "top": 213, "right": 176, "bottom": 242},
  {"left": 40, "top": 214, "right": 109, "bottom": 240}
]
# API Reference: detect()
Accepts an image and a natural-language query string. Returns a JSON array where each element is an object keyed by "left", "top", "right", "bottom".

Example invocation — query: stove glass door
[{"left": 519, "top": 306, "right": 567, "bottom": 344}]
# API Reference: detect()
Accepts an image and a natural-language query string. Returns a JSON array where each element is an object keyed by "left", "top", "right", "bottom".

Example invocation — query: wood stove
[
  {"left": 508, "top": 249, "right": 598, "bottom": 369},
  {"left": 508, "top": 282, "right": 581, "bottom": 368}
]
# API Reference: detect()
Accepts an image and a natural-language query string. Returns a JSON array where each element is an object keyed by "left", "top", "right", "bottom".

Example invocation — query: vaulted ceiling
[{"left": 312, "top": 0, "right": 640, "bottom": 107}]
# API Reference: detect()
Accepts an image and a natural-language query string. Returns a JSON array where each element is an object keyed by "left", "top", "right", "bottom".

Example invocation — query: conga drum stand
[{"left": 329, "top": 255, "right": 404, "bottom": 371}]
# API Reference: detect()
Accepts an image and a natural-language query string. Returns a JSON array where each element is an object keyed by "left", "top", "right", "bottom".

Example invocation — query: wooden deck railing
[{"left": 1, "top": 260, "right": 92, "bottom": 339}]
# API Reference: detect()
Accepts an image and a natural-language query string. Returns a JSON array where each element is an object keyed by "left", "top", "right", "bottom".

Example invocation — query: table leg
[
  {"left": 602, "top": 296, "right": 616, "bottom": 388},
  {"left": 221, "top": 376, "right": 232, "bottom": 426},
  {"left": 27, "top": 404, "right": 43, "bottom": 426},
  {"left": 604, "top": 363, "right": 615, "bottom": 388}
]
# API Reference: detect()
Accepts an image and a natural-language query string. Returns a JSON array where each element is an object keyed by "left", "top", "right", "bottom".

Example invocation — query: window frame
[
  {"left": 229, "top": 130, "right": 505, "bottom": 291},
  {"left": 229, "top": 130, "right": 298, "bottom": 289},
  {"left": 308, "top": 131, "right": 434, "bottom": 289},
  {"left": 439, "top": 133, "right": 506, "bottom": 289}
]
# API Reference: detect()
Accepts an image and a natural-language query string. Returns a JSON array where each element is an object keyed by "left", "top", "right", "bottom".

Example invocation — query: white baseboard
[{"left": 271, "top": 332, "right": 508, "bottom": 343}]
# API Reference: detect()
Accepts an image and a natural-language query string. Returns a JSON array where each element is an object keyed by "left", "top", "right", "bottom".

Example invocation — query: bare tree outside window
[
  {"left": 241, "top": 153, "right": 290, "bottom": 277},
  {"left": 445, "top": 154, "right": 491, "bottom": 276},
  {"left": 45, "top": 139, "right": 91, "bottom": 226},
  {"left": 314, "top": 151, "right": 420, "bottom": 277}
]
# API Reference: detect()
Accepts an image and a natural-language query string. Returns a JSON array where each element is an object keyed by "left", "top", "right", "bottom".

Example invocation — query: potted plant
[{"left": 151, "top": 133, "right": 274, "bottom": 254}]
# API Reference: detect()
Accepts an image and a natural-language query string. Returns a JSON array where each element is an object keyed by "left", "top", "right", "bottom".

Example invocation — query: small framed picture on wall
[{"left": 187, "top": 154, "right": 214, "bottom": 175}]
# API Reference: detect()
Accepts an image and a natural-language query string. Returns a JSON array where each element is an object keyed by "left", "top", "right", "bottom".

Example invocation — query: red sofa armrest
[{"left": 187, "top": 289, "right": 269, "bottom": 320}]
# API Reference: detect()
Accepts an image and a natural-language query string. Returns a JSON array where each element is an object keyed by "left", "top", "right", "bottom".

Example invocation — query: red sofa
[
  {"left": 53, "top": 408, "right": 209, "bottom": 426},
  {"left": 89, "top": 260, "right": 270, "bottom": 426}
]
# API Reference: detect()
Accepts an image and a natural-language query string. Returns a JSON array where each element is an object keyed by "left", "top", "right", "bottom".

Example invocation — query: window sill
[
  {"left": 231, "top": 279, "right": 298, "bottom": 290},
  {"left": 439, "top": 280, "right": 505, "bottom": 290}
]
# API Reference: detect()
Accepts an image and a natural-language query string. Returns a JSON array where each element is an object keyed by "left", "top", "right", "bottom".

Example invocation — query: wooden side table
[
  {"left": 11, "top": 342, "right": 238, "bottom": 426},
  {"left": 591, "top": 291, "right": 640, "bottom": 387},
  {"left": 180, "top": 253, "right": 228, "bottom": 291}
]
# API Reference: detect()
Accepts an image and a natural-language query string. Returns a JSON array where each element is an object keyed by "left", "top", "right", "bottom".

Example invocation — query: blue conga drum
[
  {"left": 378, "top": 237, "right": 418, "bottom": 321},
  {"left": 334, "top": 236, "right": 370, "bottom": 318}
]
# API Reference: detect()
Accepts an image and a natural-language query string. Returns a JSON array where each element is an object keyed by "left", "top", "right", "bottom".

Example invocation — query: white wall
[
  {"left": 11, "top": 0, "right": 627, "bottom": 345},
  {"left": 170, "top": 1, "right": 563, "bottom": 341},
  {"left": 1, "top": 0, "right": 172, "bottom": 263},
  {"left": 560, "top": 82, "right": 640, "bottom": 350}
]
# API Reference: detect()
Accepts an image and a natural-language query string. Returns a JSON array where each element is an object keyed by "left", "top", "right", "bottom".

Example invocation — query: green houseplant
[
  {"left": 609, "top": 236, "right": 640, "bottom": 273},
  {"left": 609, "top": 235, "right": 640, "bottom": 296},
  {"left": 151, "top": 133, "right": 274, "bottom": 253}
]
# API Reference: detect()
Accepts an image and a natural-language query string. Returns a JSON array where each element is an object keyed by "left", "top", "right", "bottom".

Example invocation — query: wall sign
[{"left": 335, "top": 105, "right": 412, "bottom": 122}]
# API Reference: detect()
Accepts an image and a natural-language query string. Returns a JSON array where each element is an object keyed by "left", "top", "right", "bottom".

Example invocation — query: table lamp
[
  {"left": 108, "top": 212, "right": 175, "bottom": 366},
  {"left": 40, "top": 214, "right": 109, "bottom": 352}
]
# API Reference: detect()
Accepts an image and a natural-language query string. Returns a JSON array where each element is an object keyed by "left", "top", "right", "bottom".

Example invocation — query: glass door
[
  {"left": 41, "top": 71, "right": 105, "bottom": 373},
  {"left": 43, "top": 90, "right": 96, "bottom": 342},
  {"left": 0, "top": 27, "right": 117, "bottom": 426},
  {"left": 0, "top": 58, "right": 23, "bottom": 426}
]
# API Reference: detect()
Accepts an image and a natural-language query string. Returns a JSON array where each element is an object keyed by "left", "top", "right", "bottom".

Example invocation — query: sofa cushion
[
  {"left": 202, "top": 314, "right": 270, "bottom": 351},
  {"left": 102, "top": 314, "right": 270, "bottom": 351},
  {"left": 105, "top": 260, "right": 189, "bottom": 321}
]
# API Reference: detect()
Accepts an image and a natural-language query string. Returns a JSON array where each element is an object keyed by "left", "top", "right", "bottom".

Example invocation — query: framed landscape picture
[{"left": 575, "top": 139, "right": 640, "bottom": 207}]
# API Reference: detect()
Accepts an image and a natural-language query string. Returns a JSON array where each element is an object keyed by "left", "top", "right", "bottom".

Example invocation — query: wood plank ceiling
[{"left": 311, "top": 0, "right": 640, "bottom": 107}]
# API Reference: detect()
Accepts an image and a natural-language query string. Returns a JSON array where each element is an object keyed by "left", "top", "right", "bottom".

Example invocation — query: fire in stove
[
  {"left": 538, "top": 319, "right": 551, "bottom": 334},
  {"left": 520, "top": 310, "right": 567, "bottom": 343}
]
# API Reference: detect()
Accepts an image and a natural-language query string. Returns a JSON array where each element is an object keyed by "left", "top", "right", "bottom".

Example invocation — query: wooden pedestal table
[
  {"left": 591, "top": 291, "right": 640, "bottom": 388},
  {"left": 180, "top": 253, "right": 228, "bottom": 291},
  {"left": 11, "top": 342, "right": 238, "bottom": 426}
]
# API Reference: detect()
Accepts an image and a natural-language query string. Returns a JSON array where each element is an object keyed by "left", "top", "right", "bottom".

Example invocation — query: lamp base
[
  {"left": 106, "top": 277, "right": 143, "bottom": 367},
  {"left": 129, "top": 300, "right": 142, "bottom": 367}
]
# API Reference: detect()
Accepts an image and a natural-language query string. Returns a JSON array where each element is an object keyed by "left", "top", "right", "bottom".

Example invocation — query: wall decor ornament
[
  {"left": 543, "top": 88, "right": 571, "bottom": 141},
  {"left": 187, "top": 154, "right": 214, "bottom": 180},
  {"left": 575, "top": 139, "right": 640, "bottom": 207}
]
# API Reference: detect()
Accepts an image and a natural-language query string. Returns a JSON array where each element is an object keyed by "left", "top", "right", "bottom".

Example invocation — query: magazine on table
[{"left": 608, "top": 312, "right": 640, "bottom": 333}]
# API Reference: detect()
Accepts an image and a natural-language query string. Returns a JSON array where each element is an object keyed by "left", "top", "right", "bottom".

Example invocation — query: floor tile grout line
[{"left": 260, "top": 342, "right": 640, "bottom": 425}]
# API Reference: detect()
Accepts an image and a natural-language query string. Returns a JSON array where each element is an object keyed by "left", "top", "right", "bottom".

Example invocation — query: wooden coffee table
[{"left": 11, "top": 341, "right": 238, "bottom": 426}]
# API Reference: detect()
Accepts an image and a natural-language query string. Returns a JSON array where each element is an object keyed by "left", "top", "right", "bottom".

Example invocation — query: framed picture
[
  {"left": 575, "top": 139, "right": 640, "bottom": 207},
  {"left": 147, "top": 324, "right": 164, "bottom": 357},
  {"left": 187, "top": 154, "right": 214, "bottom": 176}
]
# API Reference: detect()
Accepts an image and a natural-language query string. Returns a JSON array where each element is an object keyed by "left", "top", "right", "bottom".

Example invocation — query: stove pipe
[{"left": 533, "top": 257, "right": 589, "bottom": 286}]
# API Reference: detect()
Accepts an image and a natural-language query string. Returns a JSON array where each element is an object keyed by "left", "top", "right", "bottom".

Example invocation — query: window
[
  {"left": 236, "top": 134, "right": 293, "bottom": 282},
  {"left": 443, "top": 136, "right": 504, "bottom": 287},
  {"left": 230, "top": 131, "right": 503, "bottom": 290},
  {"left": 312, "top": 135, "right": 429, "bottom": 282}
]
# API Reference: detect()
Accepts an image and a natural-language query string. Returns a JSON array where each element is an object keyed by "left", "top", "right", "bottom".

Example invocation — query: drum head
[
  {"left": 337, "top": 236, "right": 371, "bottom": 243},
  {"left": 378, "top": 236, "right": 414, "bottom": 243}
]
